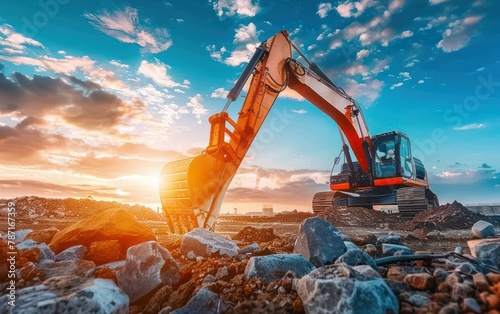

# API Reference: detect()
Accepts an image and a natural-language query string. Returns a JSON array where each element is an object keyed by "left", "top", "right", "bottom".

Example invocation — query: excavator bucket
[
  {"left": 159, "top": 30, "right": 293, "bottom": 233},
  {"left": 159, "top": 153, "right": 238, "bottom": 233}
]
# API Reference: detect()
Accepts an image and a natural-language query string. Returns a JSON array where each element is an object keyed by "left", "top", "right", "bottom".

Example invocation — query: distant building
[{"left": 262, "top": 203, "right": 274, "bottom": 217}]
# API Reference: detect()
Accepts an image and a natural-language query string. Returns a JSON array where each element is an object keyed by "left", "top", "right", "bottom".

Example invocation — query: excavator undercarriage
[{"left": 312, "top": 187, "right": 439, "bottom": 217}]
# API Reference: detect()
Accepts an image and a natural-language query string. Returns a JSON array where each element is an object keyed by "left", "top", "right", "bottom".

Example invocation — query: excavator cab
[{"left": 371, "top": 131, "right": 426, "bottom": 183}]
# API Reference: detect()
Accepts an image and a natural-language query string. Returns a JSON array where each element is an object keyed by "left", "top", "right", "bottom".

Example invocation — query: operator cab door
[
  {"left": 399, "top": 135, "right": 415, "bottom": 180},
  {"left": 374, "top": 137, "right": 397, "bottom": 178}
]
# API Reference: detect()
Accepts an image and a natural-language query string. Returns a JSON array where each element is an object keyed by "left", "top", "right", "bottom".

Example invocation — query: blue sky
[{"left": 0, "top": 0, "right": 499, "bottom": 211}]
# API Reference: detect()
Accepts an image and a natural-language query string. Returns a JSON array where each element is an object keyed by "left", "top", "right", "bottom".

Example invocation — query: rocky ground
[{"left": 0, "top": 196, "right": 500, "bottom": 313}]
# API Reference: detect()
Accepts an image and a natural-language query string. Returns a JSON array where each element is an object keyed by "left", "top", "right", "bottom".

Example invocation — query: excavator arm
[{"left": 159, "top": 30, "right": 372, "bottom": 233}]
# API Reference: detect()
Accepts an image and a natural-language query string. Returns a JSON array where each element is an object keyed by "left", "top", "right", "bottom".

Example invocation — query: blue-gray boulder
[
  {"left": 244, "top": 254, "right": 315, "bottom": 284},
  {"left": 293, "top": 217, "right": 346, "bottom": 267}
]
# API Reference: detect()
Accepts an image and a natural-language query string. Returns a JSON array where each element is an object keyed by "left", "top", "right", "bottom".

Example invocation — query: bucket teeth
[{"left": 160, "top": 157, "right": 199, "bottom": 233}]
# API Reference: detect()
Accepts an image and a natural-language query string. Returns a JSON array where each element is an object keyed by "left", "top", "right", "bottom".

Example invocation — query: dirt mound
[
  {"left": 232, "top": 226, "right": 280, "bottom": 243},
  {"left": 318, "top": 206, "right": 399, "bottom": 229},
  {"left": 0, "top": 196, "right": 164, "bottom": 221},
  {"left": 397, "top": 201, "right": 497, "bottom": 232}
]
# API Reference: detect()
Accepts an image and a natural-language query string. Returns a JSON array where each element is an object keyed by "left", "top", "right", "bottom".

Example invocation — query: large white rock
[
  {"left": 471, "top": 220, "right": 495, "bottom": 238},
  {"left": 0, "top": 275, "right": 128, "bottom": 314},
  {"left": 296, "top": 264, "right": 399, "bottom": 314},
  {"left": 116, "top": 241, "right": 179, "bottom": 302},
  {"left": 180, "top": 228, "right": 239, "bottom": 259},
  {"left": 245, "top": 254, "right": 315, "bottom": 284},
  {"left": 293, "top": 217, "right": 346, "bottom": 267}
]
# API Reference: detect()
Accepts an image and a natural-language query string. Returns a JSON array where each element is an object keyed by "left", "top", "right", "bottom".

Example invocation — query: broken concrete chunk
[
  {"left": 474, "top": 240, "right": 500, "bottom": 269},
  {"left": 2, "top": 229, "right": 32, "bottom": 243},
  {"left": 237, "top": 242, "right": 260, "bottom": 255},
  {"left": 245, "top": 254, "right": 315, "bottom": 284},
  {"left": 180, "top": 228, "right": 239, "bottom": 259},
  {"left": 296, "top": 264, "right": 399, "bottom": 314},
  {"left": 0, "top": 275, "right": 128, "bottom": 313},
  {"left": 293, "top": 217, "right": 346, "bottom": 267},
  {"left": 376, "top": 235, "right": 401, "bottom": 246},
  {"left": 17, "top": 239, "right": 55, "bottom": 262},
  {"left": 39, "top": 260, "right": 95, "bottom": 279},
  {"left": 170, "top": 288, "right": 230, "bottom": 314},
  {"left": 352, "top": 265, "right": 381, "bottom": 278},
  {"left": 55, "top": 245, "right": 88, "bottom": 261},
  {"left": 335, "top": 249, "right": 378, "bottom": 270},
  {"left": 116, "top": 241, "right": 179, "bottom": 303},
  {"left": 472, "top": 220, "right": 495, "bottom": 239},
  {"left": 382, "top": 243, "right": 412, "bottom": 256}
]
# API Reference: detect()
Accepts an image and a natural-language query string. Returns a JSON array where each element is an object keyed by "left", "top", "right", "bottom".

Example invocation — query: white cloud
[
  {"left": 390, "top": 82, "right": 403, "bottom": 89},
  {"left": 400, "top": 30, "right": 414, "bottom": 38},
  {"left": 399, "top": 72, "right": 411, "bottom": 80},
  {"left": 210, "top": 0, "right": 259, "bottom": 17},
  {"left": 454, "top": 123, "right": 486, "bottom": 131},
  {"left": 429, "top": 0, "right": 449, "bottom": 5},
  {"left": 419, "top": 16, "right": 447, "bottom": 31},
  {"left": 344, "top": 78, "right": 383, "bottom": 106},
  {"left": 138, "top": 59, "right": 186, "bottom": 88},
  {"left": 371, "top": 57, "right": 392, "bottom": 74},
  {"left": 345, "top": 64, "right": 369, "bottom": 76},
  {"left": 206, "top": 45, "right": 227, "bottom": 62},
  {"left": 437, "top": 15, "right": 483, "bottom": 52},
  {"left": 291, "top": 109, "right": 307, "bottom": 114},
  {"left": 317, "top": 3, "right": 333, "bottom": 18},
  {"left": 356, "top": 49, "right": 370, "bottom": 60},
  {"left": 336, "top": 2, "right": 354, "bottom": 18},
  {"left": 388, "top": 0, "right": 405, "bottom": 12},
  {"left": 186, "top": 94, "right": 208, "bottom": 123},
  {"left": 418, "top": 79, "right": 424, "bottom": 84},
  {"left": 85, "top": 6, "right": 172, "bottom": 53},
  {"left": 224, "top": 23, "right": 261, "bottom": 67},
  {"left": 359, "top": 28, "right": 396, "bottom": 46},
  {"left": 211, "top": 87, "right": 228, "bottom": 98},
  {"left": 336, "top": 0, "right": 376, "bottom": 18},
  {"left": 0, "top": 24, "right": 43, "bottom": 52},
  {"left": 0, "top": 53, "right": 127, "bottom": 89},
  {"left": 110, "top": 60, "right": 129, "bottom": 68}
]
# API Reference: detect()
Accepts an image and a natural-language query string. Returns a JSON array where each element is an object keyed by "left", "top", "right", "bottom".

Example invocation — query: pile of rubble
[
  {"left": 318, "top": 205, "right": 399, "bottom": 229},
  {"left": 0, "top": 196, "right": 163, "bottom": 220},
  {"left": 398, "top": 201, "right": 499, "bottom": 232},
  {"left": 1, "top": 207, "right": 500, "bottom": 313}
]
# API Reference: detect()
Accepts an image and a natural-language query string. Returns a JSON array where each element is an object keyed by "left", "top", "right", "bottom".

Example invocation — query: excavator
[{"left": 159, "top": 30, "right": 438, "bottom": 234}]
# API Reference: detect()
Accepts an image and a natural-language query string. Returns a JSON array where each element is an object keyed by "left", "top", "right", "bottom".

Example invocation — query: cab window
[{"left": 374, "top": 139, "right": 396, "bottom": 178}]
